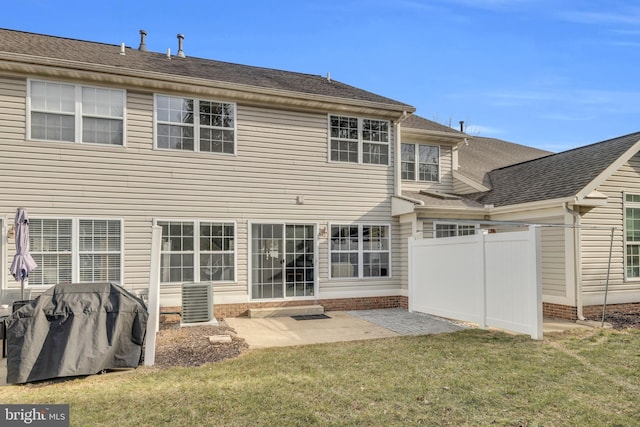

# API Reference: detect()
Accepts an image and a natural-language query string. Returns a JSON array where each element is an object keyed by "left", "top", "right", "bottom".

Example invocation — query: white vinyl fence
[{"left": 408, "top": 227, "right": 543, "bottom": 339}]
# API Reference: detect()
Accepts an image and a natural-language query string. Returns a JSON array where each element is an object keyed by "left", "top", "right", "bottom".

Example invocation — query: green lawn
[{"left": 4, "top": 328, "right": 640, "bottom": 426}]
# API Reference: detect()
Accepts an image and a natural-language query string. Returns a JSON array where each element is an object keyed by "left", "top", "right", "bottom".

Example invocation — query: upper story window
[
  {"left": 329, "top": 115, "right": 390, "bottom": 165},
  {"left": 401, "top": 143, "right": 439, "bottom": 181},
  {"left": 28, "top": 80, "right": 125, "bottom": 145},
  {"left": 155, "top": 95, "right": 236, "bottom": 154}
]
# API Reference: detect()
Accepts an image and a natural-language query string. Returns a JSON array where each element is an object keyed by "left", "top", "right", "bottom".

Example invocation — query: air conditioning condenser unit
[{"left": 181, "top": 282, "right": 218, "bottom": 326}]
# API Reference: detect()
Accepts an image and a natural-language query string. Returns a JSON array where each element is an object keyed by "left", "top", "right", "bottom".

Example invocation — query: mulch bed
[
  {"left": 154, "top": 321, "right": 249, "bottom": 368},
  {"left": 598, "top": 311, "right": 640, "bottom": 330}
]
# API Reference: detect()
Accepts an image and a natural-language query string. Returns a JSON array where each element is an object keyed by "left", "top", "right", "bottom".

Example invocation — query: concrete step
[{"left": 248, "top": 305, "right": 324, "bottom": 318}]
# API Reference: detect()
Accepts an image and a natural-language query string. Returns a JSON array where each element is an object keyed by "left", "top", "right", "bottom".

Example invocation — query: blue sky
[{"left": 3, "top": 0, "right": 639, "bottom": 152}]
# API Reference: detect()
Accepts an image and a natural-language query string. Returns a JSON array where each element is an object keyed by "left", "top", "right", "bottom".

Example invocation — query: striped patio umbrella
[{"left": 9, "top": 208, "right": 37, "bottom": 300}]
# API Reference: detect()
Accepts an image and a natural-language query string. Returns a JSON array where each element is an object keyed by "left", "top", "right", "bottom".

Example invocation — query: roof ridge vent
[
  {"left": 177, "top": 33, "right": 185, "bottom": 58},
  {"left": 138, "top": 30, "right": 147, "bottom": 51}
]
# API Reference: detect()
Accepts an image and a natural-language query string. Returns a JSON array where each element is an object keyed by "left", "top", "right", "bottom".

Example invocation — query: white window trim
[
  {"left": 26, "top": 217, "right": 124, "bottom": 288},
  {"left": 401, "top": 142, "right": 441, "bottom": 183},
  {"left": 153, "top": 94, "right": 237, "bottom": 156},
  {"left": 27, "top": 79, "right": 127, "bottom": 146},
  {"left": 327, "top": 114, "right": 391, "bottom": 166},
  {"left": 154, "top": 218, "right": 238, "bottom": 284},
  {"left": 433, "top": 222, "right": 478, "bottom": 238},
  {"left": 624, "top": 192, "right": 640, "bottom": 281},
  {"left": 328, "top": 222, "right": 392, "bottom": 279}
]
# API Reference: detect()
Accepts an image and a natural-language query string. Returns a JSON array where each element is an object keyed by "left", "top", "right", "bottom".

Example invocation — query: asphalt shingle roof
[
  {"left": 469, "top": 132, "right": 640, "bottom": 207},
  {"left": 403, "top": 190, "right": 485, "bottom": 209},
  {"left": 0, "top": 28, "right": 413, "bottom": 109},
  {"left": 402, "top": 114, "right": 464, "bottom": 135},
  {"left": 458, "top": 136, "right": 552, "bottom": 184}
]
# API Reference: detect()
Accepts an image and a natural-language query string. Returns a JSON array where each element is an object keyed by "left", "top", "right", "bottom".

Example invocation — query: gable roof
[
  {"left": 0, "top": 28, "right": 413, "bottom": 112},
  {"left": 470, "top": 132, "right": 640, "bottom": 207},
  {"left": 457, "top": 136, "right": 552, "bottom": 184}
]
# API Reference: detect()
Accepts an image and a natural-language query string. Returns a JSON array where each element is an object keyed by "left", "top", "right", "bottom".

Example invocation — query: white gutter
[
  {"left": 564, "top": 202, "right": 585, "bottom": 320},
  {"left": 488, "top": 196, "right": 575, "bottom": 215},
  {"left": 394, "top": 111, "right": 409, "bottom": 197},
  {"left": 393, "top": 194, "right": 424, "bottom": 205}
]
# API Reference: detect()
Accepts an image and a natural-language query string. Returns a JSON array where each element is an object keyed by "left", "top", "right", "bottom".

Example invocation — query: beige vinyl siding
[
  {"left": 401, "top": 144, "right": 455, "bottom": 193},
  {"left": 580, "top": 156, "right": 640, "bottom": 299},
  {"left": 0, "top": 76, "right": 25, "bottom": 141},
  {"left": 539, "top": 220, "right": 567, "bottom": 297},
  {"left": 0, "top": 76, "right": 400, "bottom": 304}
]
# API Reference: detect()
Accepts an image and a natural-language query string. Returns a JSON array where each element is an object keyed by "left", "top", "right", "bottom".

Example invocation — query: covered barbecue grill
[{"left": 6, "top": 282, "right": 148, "bottom": 384}]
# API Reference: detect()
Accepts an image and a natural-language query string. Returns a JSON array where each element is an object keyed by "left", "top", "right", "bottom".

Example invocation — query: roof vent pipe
[
  {"left": 119, "top": 42, "right": 125, "bottom": 55},
  {"left": 138, "top": 30, "right": 147, "bottom": 51},
  {"left": 166, "top": 48, "right": 171, "bottom": 59},
  {"left": 177, "top": 34, "right": 185, "bottom": 58},
  {"left": 326, "top": 72, "right": 331, "bottom": 82},
  {"left": 459, "top": 120, "right": 464, "bottom": 132}
]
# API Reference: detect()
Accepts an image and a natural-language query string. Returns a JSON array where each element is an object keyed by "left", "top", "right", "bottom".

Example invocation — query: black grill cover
[{"left": 6, "top": 282, "right": 148, "bottom": 384}]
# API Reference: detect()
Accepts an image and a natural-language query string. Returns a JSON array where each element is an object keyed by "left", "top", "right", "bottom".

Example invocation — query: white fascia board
[
  {"left": 452, "top": 170, "right": 491, "bottom": 192},
  {"left": 401, "top": 128, "right": 467, "bottom": 144},
  {"left": 575, "top": 138, "right": 640, "bottom": 202},
  {"left": 487, "top": 197, "right": 575, "bottom": 216},
  {"left": 392, "top": 195, "right": 422, "bottom": 217},
  {"left": 575, "top": 190, "right": 608, "bottom": 207}
]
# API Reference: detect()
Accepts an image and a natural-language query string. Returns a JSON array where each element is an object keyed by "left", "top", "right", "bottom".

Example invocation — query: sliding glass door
[{"left": 251, "top": 223, "right": 315, "bottom": 299}]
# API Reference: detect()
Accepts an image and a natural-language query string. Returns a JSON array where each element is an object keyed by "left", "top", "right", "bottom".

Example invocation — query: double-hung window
[
  {"left": 158, "top": 220, "right": 236, "bottom": 284},
  {"left": 155, "top": 95, "right": 235, "bottom": 154},
  {"left": 28, "top": 218, "right": 122, "bottom": 286},
  {"left": 330, "top": 224, "right": 390, "bottom": 278},
  {"left": 330, "top": 115, "right": 390, "bottom": 165},
  {"left": 29, "top": 80, "right": 125, "bottom": 145},
  {"left": 625, "top": 194, "right": 640, "bottom": 279},
  {"left": 401, "top": 143, "right": 439, "bottom": 181},
  {"left": 434, "top": 222, "right": 477, "bottom": 238}
]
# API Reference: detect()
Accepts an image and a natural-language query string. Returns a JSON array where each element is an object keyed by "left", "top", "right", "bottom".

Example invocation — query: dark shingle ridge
[
  {"left": 469, "top": 131, "right": 640, "bottom": 207},
  {"left": 0, "top": 28, "right": 413, "bottom": 109}
]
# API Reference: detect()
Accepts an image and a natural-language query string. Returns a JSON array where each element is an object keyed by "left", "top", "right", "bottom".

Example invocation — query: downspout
[
  {"left": 394, "top": 111, "right": 408, "bottom": 197},
  {"left": 564, "top": 202, "right": 585, "bottom": 320}
]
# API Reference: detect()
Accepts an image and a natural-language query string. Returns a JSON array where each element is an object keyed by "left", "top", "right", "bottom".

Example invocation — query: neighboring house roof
[
  {"left": 402, "top": 114, "right": 464, "bottom": 135},
  {"left": 0, "top": 28, "right": 413, "bottom": 111},
  {"left": 457, "top": 136, "right": 552, "bottom": 184},
  {"left": 471, "top": 132, "right": 640, "bottom": 207}
]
